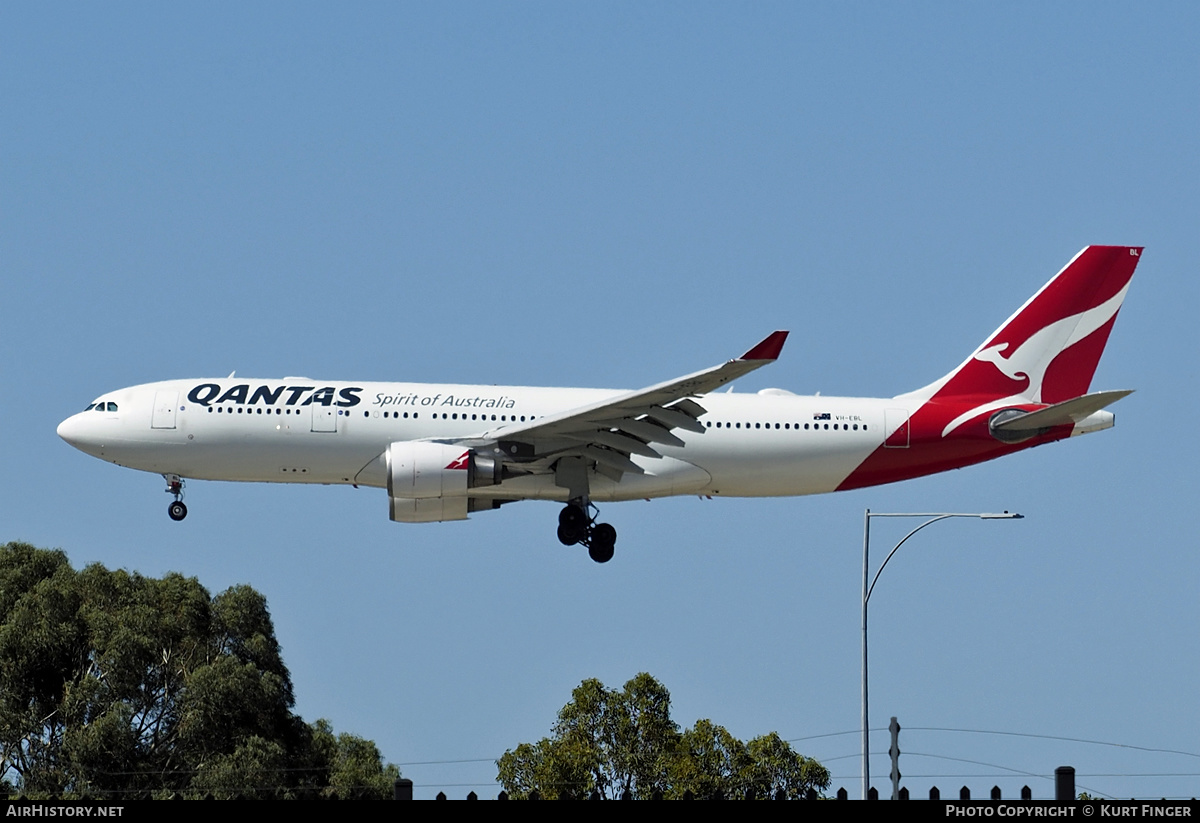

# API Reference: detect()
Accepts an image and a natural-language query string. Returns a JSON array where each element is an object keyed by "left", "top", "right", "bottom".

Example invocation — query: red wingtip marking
[{"left": 740, "top": 330, "right": 789, "bottom": 361}]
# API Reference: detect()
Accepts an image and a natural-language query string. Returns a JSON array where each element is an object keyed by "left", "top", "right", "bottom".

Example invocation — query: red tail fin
[
  {"left": 838, "top": 246, "right": 1141, "bottom": 492},
  {"left": 920, "top": 246, "right": 1141, "bottom": 405}
]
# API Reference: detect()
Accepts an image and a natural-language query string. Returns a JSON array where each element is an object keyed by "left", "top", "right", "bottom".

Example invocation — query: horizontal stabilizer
[{"left": 991, "top": 390, "right": 1133, "bottom": 432}]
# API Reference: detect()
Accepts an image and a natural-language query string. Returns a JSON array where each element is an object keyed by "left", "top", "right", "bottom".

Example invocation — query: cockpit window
[
  {"left": 106, "top": 402, "right": 118, "bottom": 412},
  {"left": 84, "top": 403, "right": 96, "bottom": 411}
]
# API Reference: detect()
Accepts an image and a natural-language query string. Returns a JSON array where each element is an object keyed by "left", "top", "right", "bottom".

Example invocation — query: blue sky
[{"left": 4, "top": 3, "right": 1197, "bottom": 799}]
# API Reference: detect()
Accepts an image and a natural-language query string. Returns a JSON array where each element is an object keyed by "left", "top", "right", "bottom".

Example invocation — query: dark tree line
[
  {"left": 0, "top": 542, "right": 398, "bottom": 799},
  {"left": 497, "top": 673, "right": 830, "bottom": 799}
]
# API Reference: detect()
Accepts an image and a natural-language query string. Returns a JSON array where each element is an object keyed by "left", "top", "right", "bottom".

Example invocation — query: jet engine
[{"left": 385, "top": 441, "right": 501, "bottom": 523}]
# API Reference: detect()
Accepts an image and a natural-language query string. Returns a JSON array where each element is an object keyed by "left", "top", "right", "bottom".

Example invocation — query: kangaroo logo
[{"left": 940, "top": 280, "right": 1131, "bottom": 437}]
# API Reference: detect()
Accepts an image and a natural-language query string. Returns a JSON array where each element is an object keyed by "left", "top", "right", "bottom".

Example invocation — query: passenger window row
[
  {"left": 361, "top": 412, "right": 537, "bottom": 422},
  {"left": 705, "top": 421, "right": 867, "bottom": 431},
  {"left": 206, "top": 407, "right": 296, "bottom": 415}
]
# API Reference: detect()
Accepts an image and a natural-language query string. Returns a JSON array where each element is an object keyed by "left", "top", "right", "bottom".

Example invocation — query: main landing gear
[
  {"left": 164, "top": 474, "right": 187, "bottom": 521},
  {"left": 557, "top": 501, "right": 617, "bottom": 564}
]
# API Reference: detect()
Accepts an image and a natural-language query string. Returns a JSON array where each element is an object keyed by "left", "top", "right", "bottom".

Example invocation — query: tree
[
  {"left": 0, "top": 542, "right": 398, "bottom": 799},
  {"left": 497, "top": 673, "right": 830, "bottom": 800},
  {"left": 668, "top": 719, "right": 748, "bottom": 799},
  {"left": 309, "top": 719, "right": 401, "bottom": 800}
]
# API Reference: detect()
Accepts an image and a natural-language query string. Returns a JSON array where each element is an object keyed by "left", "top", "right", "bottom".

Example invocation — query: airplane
[{"left": 58, "top": 245, "right": 1141, "bottom": 563}]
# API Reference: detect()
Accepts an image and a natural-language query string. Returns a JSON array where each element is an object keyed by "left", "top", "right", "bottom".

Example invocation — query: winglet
[{"left": 740, "top": 331, "right": 789, "bottom": 361}]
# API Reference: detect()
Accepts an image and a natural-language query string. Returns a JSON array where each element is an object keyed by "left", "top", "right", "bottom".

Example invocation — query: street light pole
[{"left": 861, "top": 509, "right": 1022, "bottom": 800}]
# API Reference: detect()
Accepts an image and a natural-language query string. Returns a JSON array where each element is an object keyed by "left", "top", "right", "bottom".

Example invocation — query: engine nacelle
[{"left": 386, "top": 441, "right": 501, "bottom": 523}]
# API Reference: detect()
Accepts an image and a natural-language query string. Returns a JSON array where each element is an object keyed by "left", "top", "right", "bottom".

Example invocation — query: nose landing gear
[
  {"left": 557, "top": 501, "right": 617, "bottom": 563},
  {"left": 164, "top": 474, "right": 187, "bottom": 521}
]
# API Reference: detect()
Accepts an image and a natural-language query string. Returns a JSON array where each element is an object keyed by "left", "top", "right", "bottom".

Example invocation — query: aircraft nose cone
[
  {"left": 57, "top": 414, "right": 82, "bottom": 446},
  {"left": 58, "top": 413, "right": 101, "bottom": 454}
]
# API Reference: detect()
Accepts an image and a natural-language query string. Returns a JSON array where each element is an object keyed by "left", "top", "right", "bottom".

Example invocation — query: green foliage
[
  {"left": 669, "top": 719, "right": 747, "bottom": 799},
  {"left": 310, "top": 719, "right": 402, "bottom": 800},
  {"left": 0, "top": 542, "right": 398, "bottom": 799},
  {"left": 497, "top": 673, "right": 830, "bottom": 800},
  {"left": 744, "top": 731, "right": 831, "bottom": 800}
]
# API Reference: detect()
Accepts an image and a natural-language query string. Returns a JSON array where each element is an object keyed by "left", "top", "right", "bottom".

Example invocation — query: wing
[{"left": 454, "top": 331, "right": 788, "bottom": 481}]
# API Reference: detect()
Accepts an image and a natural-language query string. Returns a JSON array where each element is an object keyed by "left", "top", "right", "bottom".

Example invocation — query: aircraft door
[
  {"left": 311, "top": 405, "right": 337, "bottom": 433},
  {"left": 884, "top": 408, "right": 910, "bottom": 448},
  {"left": 151, "top": 391, "right": 179, "bottom": 429}
]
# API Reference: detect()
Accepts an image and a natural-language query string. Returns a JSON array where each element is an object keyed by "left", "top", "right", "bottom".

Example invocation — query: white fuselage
[{"left": 57, "top": 378, "right": 889, "bottom": 503}]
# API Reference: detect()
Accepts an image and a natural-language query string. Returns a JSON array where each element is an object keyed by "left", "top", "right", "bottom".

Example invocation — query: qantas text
[{"left": 187, "top": 384, "right": 363, "bottom": 408}]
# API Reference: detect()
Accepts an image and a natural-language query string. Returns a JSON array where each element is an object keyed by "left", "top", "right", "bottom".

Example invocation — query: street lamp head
[{"left": 980, "top": 511, "right": 1023, "bottom": 519}]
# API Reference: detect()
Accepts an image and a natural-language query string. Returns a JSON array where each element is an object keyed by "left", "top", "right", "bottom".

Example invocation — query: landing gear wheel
[
  {"left": 558, "top": 503, "right": 588, "bottom": 545},
  {"left": 163, "top": 474, "right": 186, "bottom": 521},
  {"left": 588, "top": 540, "right": 614, "bottom": 564},
  {"left": 588, "top": 523, "right": 616, "bottom": 564},
  {"left": 559, "top": 503, "right": 587, "bottom": 528},
  {"left": 555, "top": 500, "right": 617, "bottom": 563}
]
